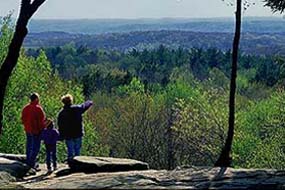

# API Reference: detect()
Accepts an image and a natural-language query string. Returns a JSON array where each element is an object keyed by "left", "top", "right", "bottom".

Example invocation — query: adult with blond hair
[{"left": 57, "top": 94, "right": 93, "bottom": 160}]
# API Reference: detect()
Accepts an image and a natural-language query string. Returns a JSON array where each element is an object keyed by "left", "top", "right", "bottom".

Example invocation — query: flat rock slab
[
  {"left": 15, "top": 167, "right": 285, "bottom": 189},
  {"left": 0, "top": 157, "right": 30, "bottom": 178},
  {"left": 68, "top": 156, "right": 149, "bottom": 173},
  {"left": 0, "top": 153, "right": 26, "bottom": 163},
  {"left": 0, "top": 171, "right": 15, "bottom": 186}
]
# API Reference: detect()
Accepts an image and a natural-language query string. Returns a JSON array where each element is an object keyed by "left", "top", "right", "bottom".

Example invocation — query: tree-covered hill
[
  {"left": 23, "top": 17, "right": 285, "bottom": 56},
  {"left": 25, "top": 30, "right": 285, "bottom": 55},
  {"left": 27, "top": 17, "right": 285, "bottom": 34}
]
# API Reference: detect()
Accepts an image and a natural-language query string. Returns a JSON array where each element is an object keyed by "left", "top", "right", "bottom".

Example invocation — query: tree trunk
[
  {"left": 215, "top": 0, "right": 242, "bottom": 167},
  {"left": 0, "top": 0, "right": 46, "bottom": 133}
]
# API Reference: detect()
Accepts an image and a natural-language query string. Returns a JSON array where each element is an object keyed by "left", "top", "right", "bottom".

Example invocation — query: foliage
[
  {"left": 264, "top": 0, "right": 285, "bottom": 13},
  {"left": 2, "top": 16, "right": 285, "bottom": 169},
  {"left": 0, "top": 14, "right": 13, "bottom": 65},
  {"left": 168, "top": 79, "right": 228, "bottom": 166},
  {"left": 0, "top": 23, "right": 107, "bottom": 161},
  {"left": 28, "top": 44, "right": 285, "bottom": 98},
  {"left": 17, "top": 42, "right": 285, "bottom": 169},
  {"left": 91, "top": 80, "right": 169, "bottom": 169},
  {"left": 234, "top": 90, "right": 285, "bottom": 169},
  {"left": 88, "top": 77, "right": 228, "bottom": 168}
]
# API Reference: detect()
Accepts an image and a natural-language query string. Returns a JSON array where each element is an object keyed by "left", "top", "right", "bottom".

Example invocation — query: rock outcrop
[
  {"left": 17, "top": 166, "right": 285, "bottom": 189},
  {"left": 68, "top": 156, "right": 149, "bottom": 173},
  {"left": 0, "top": 154, "right": 284, "bottom": 189},
  {"left": 0, "top": 171, "right": 15, "bottom": 186},
  {"left": 0, "top": 153, "right": 26, "bottom": 163},
  {"left": 0, "top": 157, "right": 30, "bottom": 178},
  {"left": 0, "top": 157, "right": 29, "bottom": 189}
]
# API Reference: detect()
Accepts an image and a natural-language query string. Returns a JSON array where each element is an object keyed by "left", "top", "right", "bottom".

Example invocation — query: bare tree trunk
[
  {"left": 0, "top": 0, "right": 46, "bottom": 133},
  {"left": 215, "top": 0, "right": 242, "bottom": 167}
]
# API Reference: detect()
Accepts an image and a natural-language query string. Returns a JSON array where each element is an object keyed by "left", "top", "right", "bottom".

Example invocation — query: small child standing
[{"left": 41, "top": 119, "right": 59, "bottom": 172}]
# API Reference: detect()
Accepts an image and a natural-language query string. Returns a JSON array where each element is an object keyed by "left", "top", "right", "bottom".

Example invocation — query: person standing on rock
[
  {"left": 21, "top": 92, "right": 46, "bottom": 170},
  {"left": 57, "top": 94, "right": 93, "bottom": 160},
  {"left": 41, "top": 119, "right": 59, "bottom": 172}
]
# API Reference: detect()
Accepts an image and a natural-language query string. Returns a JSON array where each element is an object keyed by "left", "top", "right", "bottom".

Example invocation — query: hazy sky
[{"left": 0, "top": 0, "right": 281, "bottom": 19}]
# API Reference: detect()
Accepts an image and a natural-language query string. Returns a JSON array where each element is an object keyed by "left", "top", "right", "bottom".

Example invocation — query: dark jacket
[
  {"left": 57, "top": 101, "right": 93, "bottom": 140},
  {"left": 41, "top": 125, "right": 59, "bottom": 145}
]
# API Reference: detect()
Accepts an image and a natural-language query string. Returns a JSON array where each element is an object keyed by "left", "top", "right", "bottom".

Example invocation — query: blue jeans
[
  {"left": 26, "top": 133, "right": 41, "bottom": 168},
  {"left": 65, "top": 137, "right": 82, "bottom": 160},
  {"left": 45, "top": 144, "right": 57, "bottom": 169}
]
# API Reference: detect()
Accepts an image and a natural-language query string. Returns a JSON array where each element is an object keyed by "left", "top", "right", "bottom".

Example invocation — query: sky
[{"left": 0, "top": 0, "right": 281, "bottom": 19}]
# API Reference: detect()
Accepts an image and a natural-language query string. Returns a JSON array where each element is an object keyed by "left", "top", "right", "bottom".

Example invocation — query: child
[{"left": 41, "top": 119, "right": 59, "bottom": 172}]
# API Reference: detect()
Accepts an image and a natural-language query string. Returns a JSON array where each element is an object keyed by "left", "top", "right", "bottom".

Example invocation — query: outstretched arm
[{"left": 80, "top": 100, "right": 93, "bottom": 113}]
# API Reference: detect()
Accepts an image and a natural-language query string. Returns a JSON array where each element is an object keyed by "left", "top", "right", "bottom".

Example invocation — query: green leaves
[
  {"left": 0, "top": 25, "right": 105, "bottom": 160},
  {"left": 0, "top": 14, "right": 13, "bottom": 65},
  {"left": 170, "top": 80, "right": 228, "bottom": 165},
  {"left": 234, "top": 91, "right": 285, "bottom": 169}
]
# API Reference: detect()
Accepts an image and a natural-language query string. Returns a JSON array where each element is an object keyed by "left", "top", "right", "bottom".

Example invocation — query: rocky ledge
[
  {"left": 68, "top": 156, "right": 149, "bottom": 173},
  {"left": 0, "top": 154, "right": 285, "bottom": 189},
  {"left": 16, "top": 166, "right": 285, "bottom": 189}
]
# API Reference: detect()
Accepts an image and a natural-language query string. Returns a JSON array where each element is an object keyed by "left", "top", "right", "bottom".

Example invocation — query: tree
[
  {"left": 0, "top": 0, "right": 46, "bottom": 133},
  {"left": 264, "top": 0, "right": 285, "bottom": 12},
  {"left": 215, "top": 0, "right": 242, "bottom": 167}
]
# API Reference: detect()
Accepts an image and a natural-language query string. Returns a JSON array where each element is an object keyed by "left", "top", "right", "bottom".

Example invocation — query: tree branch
[
  {"left": 29, "top": 0, "right": 46, "bottom": 18},
  {"left": 21, "top": 0, "right": 32, "bottom": 6},
  {"left": 19, "top": 0, "right": 31, "bottom": 18}
]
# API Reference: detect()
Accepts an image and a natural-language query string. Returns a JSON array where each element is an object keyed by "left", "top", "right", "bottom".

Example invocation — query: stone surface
[
  {"left": 0, "top": 157, "right": 30, "bottom": 178},
  {"left": 68, "top": 156, "right": 149, "bottom": 173},
  {"left": 0, "top": 172, "right": 15, "bottom": 185},
  {"left": 0, "top": 153, "right": 26, "bottom": 163},
  {"left": 15, "top": 166, "right": 285, "bottom": 189},
  {"left": 0, "top": 171, "right": 23, "bottom": 189}
]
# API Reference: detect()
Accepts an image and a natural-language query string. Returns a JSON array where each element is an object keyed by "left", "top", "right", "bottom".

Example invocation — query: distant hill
[
  {"left": 27, "top": 17, "right": 285, "bottom": 34},
  {"left": 25, "top": 30, "right": 285, "bottom": 56},
  {"left": 23, "top": 17, "right": 285, "bottom": 55}
]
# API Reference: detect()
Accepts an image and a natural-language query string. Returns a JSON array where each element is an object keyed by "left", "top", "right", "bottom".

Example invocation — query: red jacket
[{"left": 21, "top": 102, "right": 46, "bottom": 135}]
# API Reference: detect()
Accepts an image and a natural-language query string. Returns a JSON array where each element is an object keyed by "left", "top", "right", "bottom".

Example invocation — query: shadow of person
[{"left": 23, "top": 171, "right": 53, "bottom": 184}]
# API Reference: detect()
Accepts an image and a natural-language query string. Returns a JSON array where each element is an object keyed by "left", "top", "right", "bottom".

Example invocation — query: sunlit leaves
[
  {"left": 0, "top": 21, "right": 106, "bottom": 160},
  {"left": 234, "top": 90, "right": 285, "bottom": 169},
  {"left": 0, "top": 14, "right": 13, "bottom": 65}
]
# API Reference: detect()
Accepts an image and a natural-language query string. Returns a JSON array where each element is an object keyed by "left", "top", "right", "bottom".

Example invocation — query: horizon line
[{"left": 5, "top": 15, "right": 281, "bottom": 21}]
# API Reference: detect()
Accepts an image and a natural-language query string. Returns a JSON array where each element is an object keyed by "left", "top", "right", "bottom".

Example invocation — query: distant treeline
[
  {"left": 27, "top": 17, "right": 285, "bottom": 34},
  {"left": 25, "top": 30, "right": 285, "bottom": 56},
  {"left": 27, "top": 44, "right": 285, "bottom": 98}
]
